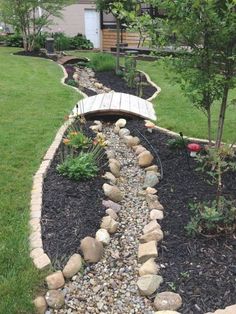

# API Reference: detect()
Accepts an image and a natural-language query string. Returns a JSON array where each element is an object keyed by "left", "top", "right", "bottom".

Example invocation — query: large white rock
[
  {"left": 45, "top": 271, "right": 65, "bottom": 290},
  {"left": 100, "top": 216, "right": 118, "bottom": 234},
  {"left": 138, "top": 151, "right": 154, "bottom": 167},
  {"left": 150, "top": 209, "right": 164, "bottom": 220},
  {"left": 96, "top": 228, "right": 111, "bottom": 245},
  {"left": 154, "top": 292, "right": 182, "bottom": 311},
  {"left": 62, "top": 254, "right": 82, "bottom": 279},
  {"left": 115, "top": 118, "right": 127, "bottom": 128},
  {"left": 139, "top": 258, "right": 159, "bottom": 276},
  {"left": 137, "top": 275, "right": 163, "bottom": 296},
  {"left": 119, "top": 128, "right": 130, "bottom": 138},
  {"left": 80, "top": 237, "right": 103, "bottom": 263},
  {"left": 103, "top": 183, "right": 123, "bottom": 202},
  {"left": 138, "top": 241, "right": 158, "bottom": 263}
]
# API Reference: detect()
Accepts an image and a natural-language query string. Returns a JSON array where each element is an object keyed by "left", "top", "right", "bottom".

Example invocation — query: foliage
[
  {"left": 142, "top": 0, "right": 236, "bottom": 147},
  {"left": 66, "top": 79, "right": 78, "bottom": 87},
  {"left": 0, "top": 0, "right": 72, "bottom": 51},
  {"left": 167, "top": 137, "right": 188, "bottom": 150},
  {"left": 57, "top": 152, "right": 98, "bottom": 181},
  {"left": 124, "top": 54, "right": 137, "bottom": 88},
  {"left": 186, "top": 198, "right": 236, "bottom": 236},
  {"left": 3, "top": 33, "right": 23, "bottom": 47},
  {"left": 54, "top": 32, "right": 93, "bottom": 51},
  {"left": 63, "top": 128, "right": 92, "bottom": 150},
  {"left": 88, "top": 52, "right": 115, "bottom": 72}
]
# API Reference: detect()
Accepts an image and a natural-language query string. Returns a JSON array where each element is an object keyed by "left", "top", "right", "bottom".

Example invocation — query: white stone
[
  {"left": 96, "top": 228, "right": 111, "bottom": 245},
  {"left": 33, "top": 296, "right": 47, "bottom": 314},
  {"left": 138, "top": 151, "right": 154, "bottom": 167},
  {"left": 103, "top": 183, "right": 123, "bottom": 202},
  {"left": 63, "top": 254, "right": 82, "bottom": 279},
  {"left": 143, "top": 220, "right": 161, "bottom": 234},
  {"left": 140, "top": 229, "right": 164, "bottom": 243},
  {"left": 139, "top": 258, "right": 160, "bottom": 276},
  {"left": 105, "top": 208, "right": 118, "bottom": 220},
  {"left": 124, "top": 136, "right": 140, "bottom": 147},
  {"left": 150, "top": 209, "right": 164, "bottom": 220},
  {"left": 101, "top": 216, "right": 118, "bottom": 234},
  {"left": 138, "top": 241, "right": 158, "bottom": 263},
  {"left": 45, "top": 271, "right": 65, "bottom": 290},
  {"left": 137, "top": 275, "right": 163, "bottom": 296},
  {"left": 154, "top": 292, "right": 182, "bottom": 311},
  {"left": 45, "top": 290, "right": 65, "bottom": 309},
  {"left": 115, "top": 118, "right": 127, "bottom": 128},
  {"left": 118, "top": 128, "right": 130, "bottom": 138}
]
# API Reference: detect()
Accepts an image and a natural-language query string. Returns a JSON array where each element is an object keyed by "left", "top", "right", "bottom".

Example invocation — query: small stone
[
  {"left": 94, "top": 120, "right": 102, "bottom": 125},
  {"left": 140, "top": 229, "right": 164, "bottom": 243},
  {"left": 103, "top": 183, "right": 123, "bottom": 202},
  {"left": 145, "top": 165, "right": 159, "bottom": 172},
  {"left": 143, "top": 171, "right": 159, "bottom": 188},
  {"left": 138, "top": 151, "right": 154, "bottom": 167},
  {"left": 154, "top": 292, "right": 182, "bottom": 311},
  {"left": 109, "top": 162, "right": 120, "bottom": 178},
  {"left": 90, "top": 124, "right": 102, "bottom": 132},
  {"left": 103, "top": 172, "right": 117, "bottom": 184},
  {"left": 96, "top": 229, "right": 111, "bottom": 245},
  {"left": 80, "top": 237, "right": 103, "bottom": 263},
  {"left": 106, "top": 208, "right": 118, "bottom": 220},
  {"left": 146, "top": 187, "right": 158, "bottom": 194},
  {"left": 113, "top": 125, "right": 120, "bottom": 134},
  {"left": 106, "top": 150, "right": 115, "bottom": 159},
  {"left": 101, "top": 216, "right": 118, "bottom": 234},
  {"left": 102, "top": 200, "right": 121, "bottom": 212},
  {"left": 45, "top": 290, "right": 65, "bottom": 309},
  {"left": 45, "top": 271, "right": 65, "bottom": 290},
  {"left": 115, "top": 118, "right": 127, "bottom": 128},
  {"left": 119, "top": 128, "right": 130, "bottom": 138},
  {"left": 143, "top": 220, "right": 161, "bottom": 234},
  {"left": 135, "top": 145, "right": 147, "bottom": 155},
  {"left": 33, "top": 296, "right": 47, "bottom": 314},
  {"left": 138, "top": 241, "right": 158, "bottom": 263},
  {"left": 137, "top": 275, "right": 163, "bottom": 296},
  {"left": 124, "top": 136, "right": 140, "bottom": 147},
  {"left": 63, "top": 254, "right": 82, "bottom": 279},
  {"left": 150, "top": 209, "right": 164, "bottom": 220},
  {"left": 94, "top": 82, "right": 103, "bottom": 89},
  {"left": 146, "top": 194, "right": 164, "bottom": 210},
  {"left": 139, "top": 258, "right": 160, "bottom": 276},
  {"left": 109, "top": 159, "right": 121, "bottom": 170}
]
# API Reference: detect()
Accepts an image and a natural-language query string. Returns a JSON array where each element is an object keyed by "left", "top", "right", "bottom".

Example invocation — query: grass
[
  {"left": 70, "top": 50, "right": 236, "bottom": 142},
  {"left": 88, "top": 52, "right": 115, "bottom": 72},
  {"left": 0, "top": 47, "right": 79, "bottom": 314}
]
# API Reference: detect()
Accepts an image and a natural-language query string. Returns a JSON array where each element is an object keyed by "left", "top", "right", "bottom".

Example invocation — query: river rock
[
  {"left": 103, "top": 183, "right": 123, "bottom": 202},
  {"left": 143, "top": 171, "right": 159, "bottom": 188},
  {"left": 109, "top": 162, "right": 120, "bottom": 178},
  {"left": 138, "top": 151, "right": 154, "bottom": 167},
  {"left": 138, "top": 241, "right": 158, "bottom": 263},
  {"left": 139, "top": 258, "right": 160, "bottom": 276},
  {"left": 124, "top": 136, "right": 140, "bottom": 147},
  {"left": 102, "top": 200, "right": 121, "bottom": 212},
  {"left": 33, "top": 296, "right": 47, "bottom": 314},
  {"left": 109, "top": 158, "right": 121, "bottom": 170},
  {"left": 96, "top": 229, "right": 111, "bottom": 245},
  {"left": 137, "top": 275, "right": 163, "bottom": 296},
  {"left": 103, "top": 172, "right": 117, "bottom": 184},
  {"left": 80, "top": 237, "right": 103, "bottom": 263},
  {"left": 115, "top": 118, "right": 127, "bottom": 128},
  {"left": 150, "top": 209, "right": 164, "bottom": 220},
  {"left": 143, "top": 220, "right": 161, "bottom": 234},
  {"left": 106, "top": 150, "right": 115, "bottom": 159},
  {"left": 140, "top": 229, "right": 164, "bottom": 243},
  {"left": 113, "top": 125, "right": 120, "bottom": 134},
  {"left": 90, "top": 124, "right": 102, "bottom": 132},
  {"left": 135, "top": 145, "right": 147, "bottom": 155},
  {"left": 154, "top": 292, "right": 182, "bottom": 311},
  {"left": 101, "top": 216, "right": 118, "bottom": 234},
  {"left": 146, "top": 187, "right": 158, "bottom": 194},
  {"left": 106, "top": 208, "right": 118, "bottom": 220},
  {"left": 45, "top": 271, "right": 65, "bottom": 290},
  {"left": 146, "top": 194, "right": 164, "bottom": 210},
  {"left": 63, "top": 254, "right": 82, "bottom": 279},
  {"left": 145, "top": 165, "right": 159, "bottom": 172},
  {"left": 119, "top": 128, "right": 130, "bottom": 138},
  {"left": 45, "top": 290, "right": 65, "bottom": 309}
]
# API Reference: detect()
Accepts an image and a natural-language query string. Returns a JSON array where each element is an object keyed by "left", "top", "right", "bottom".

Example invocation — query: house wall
[{"left": 47, "top": 3, "right": 97, "bottom": 36}]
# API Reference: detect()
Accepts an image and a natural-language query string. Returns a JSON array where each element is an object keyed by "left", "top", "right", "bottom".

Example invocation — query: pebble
[{"left": 154, "top": 292, "right": 182, "bottom": 311}]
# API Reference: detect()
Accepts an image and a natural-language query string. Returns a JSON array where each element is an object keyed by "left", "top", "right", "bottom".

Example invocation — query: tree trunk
[
  {"left": 215, "top": 84, "right": 229, "bottom": 148},
  {"left": 207, "top": 107, "right": 212, "bottom": 145},
  {"left": 116, "top": 18, "right": 121, "bottom": 74}
]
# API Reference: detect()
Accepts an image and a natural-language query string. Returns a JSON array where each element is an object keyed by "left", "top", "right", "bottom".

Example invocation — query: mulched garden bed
[
  {"left": 41, "top": 122, "right": 108, "bottom": 268},
  {"left": 95, "top": 70, "right": 156, "bottom": 100},
  {"left": 14, "top": 50, "right": 57, "bottom": 60},
  {"left": 126, "top": 120, "right": 236, "bottom": 314}
]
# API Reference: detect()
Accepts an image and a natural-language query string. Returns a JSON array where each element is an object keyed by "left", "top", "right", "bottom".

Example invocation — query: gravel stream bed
[{"left": 50, "top": 124, "right": 155, "bottom": 314}]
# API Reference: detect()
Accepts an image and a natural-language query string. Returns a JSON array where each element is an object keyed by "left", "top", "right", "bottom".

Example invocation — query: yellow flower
[{"left": 63, "top": 138, "right": 70, "bottom": 145}]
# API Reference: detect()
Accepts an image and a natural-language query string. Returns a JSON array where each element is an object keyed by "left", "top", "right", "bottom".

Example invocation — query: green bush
[
  {"left": 5, "top": 34, "right": 23, "bottom": 47},
  {"left": 167, "top": 137, "right": 188, "bottom": 149},
  {"left": 89, "top": 53, "right": 115, "bottom": 72},
  {"left": 54, "top": 32, "right": 93, "bottom": 51},
  {"left": 57, "top": 152, "right": 98, "bottom": 181}
]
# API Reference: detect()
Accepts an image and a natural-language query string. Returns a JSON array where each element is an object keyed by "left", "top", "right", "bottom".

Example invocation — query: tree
[
  {"left": 0, "top": 0, "right": 71, "bottom": 51},
  {"left": 96, "top": 0, "right": 137, "bottom": 73},
  {"left": 143, "top": 0, "right": 236, "bottom": 146}
]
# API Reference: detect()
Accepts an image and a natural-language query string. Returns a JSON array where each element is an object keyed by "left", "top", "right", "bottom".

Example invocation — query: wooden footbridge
[{"left": 70, "top": 92, "right": 157, "bottom": 121}]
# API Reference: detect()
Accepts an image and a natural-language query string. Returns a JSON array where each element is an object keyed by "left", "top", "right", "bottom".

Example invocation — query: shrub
[
  {"left": 63, "top": 129, "right": 92, "bottom": 150},
  {"left": 57, "top": 152, "right": 98, "bottom": 181},
  {"left": 54, "top": 32, "right": 71, "bottom": 51},
  {"left": 5, "top": 34, "right": 23, "bottom": 47},
  {"left": 54, "top": 32, "right": 93, "bottom": 51},
  {"left": 124, "top": 54, "right": 137, "bottom": 88},
  {"left": 167, "top": 137, "right": 188, "bottom": 149},
  {"left": 66, "top": 79, "right": 78, "bottom": 87},
  {"left": 89, "top": 53, "right": 115, "bottom": 72}
]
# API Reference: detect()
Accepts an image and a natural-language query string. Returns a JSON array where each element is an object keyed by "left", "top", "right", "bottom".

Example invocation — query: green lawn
[
  {"left": 0, "top": 47, "right": 79, "bottom": 314},
  {"left": 70, "top": 50, "right": 236, "bottom": 142}
]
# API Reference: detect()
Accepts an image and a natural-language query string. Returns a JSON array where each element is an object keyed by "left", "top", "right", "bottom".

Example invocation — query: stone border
[{"left": 138, "top": 70, "right": 161, "bottom": 102}]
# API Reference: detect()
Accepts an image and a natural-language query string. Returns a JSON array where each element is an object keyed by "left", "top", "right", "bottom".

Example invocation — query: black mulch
[
  {"left": 126, "top": 120, "right": 236, "bottom": 314},
  {"left": 41, "top": 123, "right": 108, "bottom": 268},
  {"left": 14, "top": 50, "right": 57, "bottom": 61},
  {"left": 95, "top": 70, "right": 156, "bottom": 100}
]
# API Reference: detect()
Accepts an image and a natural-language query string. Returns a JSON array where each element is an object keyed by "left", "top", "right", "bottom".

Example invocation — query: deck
[{"left": 70, "top": 92, "right": 157, "bottom": 121}]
